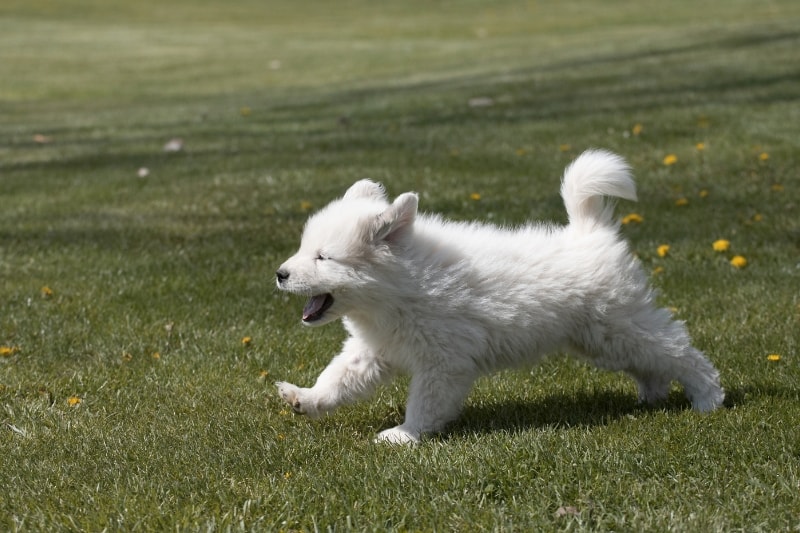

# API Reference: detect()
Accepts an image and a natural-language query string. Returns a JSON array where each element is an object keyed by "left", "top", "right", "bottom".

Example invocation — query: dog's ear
[
  {"left": 372, "top": 192, "right": 418, "bottom": 243},
  {"left": 343, "top": 180, "right": 387, "bottom": 201}
]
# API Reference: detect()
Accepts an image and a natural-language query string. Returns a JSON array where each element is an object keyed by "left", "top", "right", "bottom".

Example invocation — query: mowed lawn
[{"left": 1, "top": 0, "right": 799, "bottom": 530}]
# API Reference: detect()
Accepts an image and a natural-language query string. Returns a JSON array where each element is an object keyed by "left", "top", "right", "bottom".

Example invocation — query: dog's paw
[
  {"left": 374, "top": 426, "right": 420, "bottom": 445},
  {"left": 275, "top": 381, "right": 322, "bottom": 418},
  {"left": 689, "top": 385, "right": 726, "bottom": 413}
]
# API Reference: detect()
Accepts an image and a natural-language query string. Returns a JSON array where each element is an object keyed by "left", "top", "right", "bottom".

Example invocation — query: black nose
[{"left": 276, "top": 269, "right": 289, "bottom": 283}]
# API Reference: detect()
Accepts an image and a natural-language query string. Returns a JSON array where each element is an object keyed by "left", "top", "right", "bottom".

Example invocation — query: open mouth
[{"left": 302, "top": 293, "right": 335, "bottom": 323}]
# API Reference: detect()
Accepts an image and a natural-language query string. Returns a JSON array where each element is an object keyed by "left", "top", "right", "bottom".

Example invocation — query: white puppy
[{"left": 275, "top": 150, "right": 724, "bottom": 444}]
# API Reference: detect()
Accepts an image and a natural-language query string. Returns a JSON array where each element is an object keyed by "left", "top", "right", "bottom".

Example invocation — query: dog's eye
[{"left": 316, "top": 253, "right": 329, "bottom": 261}]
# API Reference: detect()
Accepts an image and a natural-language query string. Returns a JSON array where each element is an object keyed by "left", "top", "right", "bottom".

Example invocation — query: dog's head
[{"left": 276, "top": 179, "right": 418, "bottom": 326}]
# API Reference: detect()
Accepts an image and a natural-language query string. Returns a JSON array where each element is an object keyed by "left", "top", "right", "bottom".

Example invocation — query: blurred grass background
[{"left": 1, "top": 0, "right": 799, "bottom": 530}]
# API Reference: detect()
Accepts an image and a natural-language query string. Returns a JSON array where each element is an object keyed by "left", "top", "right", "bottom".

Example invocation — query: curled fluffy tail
[{"left": 560, "top": 149, "right": 637, "bottom": 232}]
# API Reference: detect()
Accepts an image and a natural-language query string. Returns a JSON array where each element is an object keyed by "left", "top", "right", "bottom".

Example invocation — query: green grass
[{"left": 2, "top": 0, "right": 799, "bottom": 530}]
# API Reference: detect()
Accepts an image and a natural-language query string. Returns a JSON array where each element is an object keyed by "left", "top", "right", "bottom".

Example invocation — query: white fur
[{"left": 275, "top": 149, "right": 724, "bottom": 444}]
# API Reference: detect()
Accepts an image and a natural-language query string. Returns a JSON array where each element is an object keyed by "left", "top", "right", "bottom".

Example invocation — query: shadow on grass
[
  {"left": 722, "top": 384, "right": 799, "bottom": 407},
  {"left": 445, "top": 383, "right": 784, "bottom": 438},
  {"left": 446, "top": 389, "right": 704, "bottom": 438},
  {"left": 313, "top": 384, "right": 771, "bottom": 441}
]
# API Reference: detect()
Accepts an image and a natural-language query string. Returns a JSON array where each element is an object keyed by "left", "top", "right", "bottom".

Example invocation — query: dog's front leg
[
  {"left": 276, "top": 336, "right": 391, "bottom": 419},
  {"left": 375, "top": 370, "right": 476, "bottom": 444}
]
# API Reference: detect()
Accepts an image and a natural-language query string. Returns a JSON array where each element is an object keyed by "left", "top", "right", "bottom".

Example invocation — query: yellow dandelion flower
[
  {"left": 151, "top": 352, "right": 161, "bottom": 360},
  {"left": 67, "top": 396, "right": 81, "bottom": 407},
  {"left": 515, "top": 148, "right": 526, "bottom": 156},
  {"left": 240, "top": 106, "right": 252, "bottom": 117},
  {"left": 559, "top": 144, "right": 572, "bottom": 152},
  {"left": 730, "top": 255, "right": 747, "bottom": 269},
  {"left": 632, "top": 123, "right": 643, "bottom": 136},
  {"left": 41, "top": 286, "right": 53, "bottom": 297},
  {"left": 279, "top": 409, "right": 290, "bottom": 416},
  {"left": 621, "top": 213, "right": 644, "bottom": 225},
  {"left": 698, "top": 189, "right": 709, "bottom": 198},
  {"left": 652, "top": 266, "right": 665, "bottom": 275},
  {"left": 259, "top": 369, "right": 270, "bottom": 378},
  {"left": 122, "top": 352, "right": 133, "bottom": 362},
  {"left": 712, "top": 239, "right": 730, "bottom": 252},
  {"left": 299, "top": 200, "right": 313, "bottom": 212},
  {"left": 752, "top": 213, "right": 763, "bottom": 222},
  {"left": 767, "top": 354, "right": 781, "bottom": 362},
  {"left": 657, "top": 244, "right": 670, "bottom": 258},
  {"left": 675, "top": 197, "right": 689, "bottom": 207},
  {"left": 695, "top": 142, "right": 706, "bottom": 151},
  {"left": 277, "top": 433, "right": 285, "bottom": 440},
  {"left": 1, "top": 346, "right": 17, "bottom": 357},
  {"left": 283, "top": 472, "right": 292, "bottom": 480},
  {"left": 663, "top": 154, "right": 678, "bottom": 166},
  {"left": 770, "top": 184, "right": 784, "bottom": 192},
  {"left": 241, "top": 336, "right": 252, "bottom": 346},
  {"left": 470, "top": 192, "right": 482, "bottom": 201},
  {"left": 758, "top": 152, "right": 769, "bottom": 161}
]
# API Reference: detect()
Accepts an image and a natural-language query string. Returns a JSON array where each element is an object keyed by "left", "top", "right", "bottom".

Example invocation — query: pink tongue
[{"left": 303, "top": 295, "right": 328, "bottom": 320}]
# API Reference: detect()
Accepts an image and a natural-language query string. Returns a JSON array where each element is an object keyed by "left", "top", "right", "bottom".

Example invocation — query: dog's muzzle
[{"left": 275, "top": 268, "right": 335, "bottom": 324}]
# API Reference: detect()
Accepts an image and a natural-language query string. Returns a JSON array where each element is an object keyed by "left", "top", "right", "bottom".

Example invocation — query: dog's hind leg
[
  {"left": 375, "top": 370, "right": 476, "bottom": 444},
  {"left": 276, "top": 335, "right": 392, "bottom": 419},
  {"left": 583, "top": 312, "right": 725, "bottom": 412},
  {"left": 630, "top": 372, "right": 671, "bottom": 406},
  {"left": 625, "top": 322, "right": 724, "bottom": 412},
  {"left": 669, "top": 346, "right": 725, "bottom": 412},
  {"left": 624, "top": 345, "right": 723, "bottom": 412}
]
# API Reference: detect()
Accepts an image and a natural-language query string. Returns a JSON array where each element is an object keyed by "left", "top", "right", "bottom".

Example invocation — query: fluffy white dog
[{"left": 275, "top": 150, "right": 724, "bottom": 444}]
